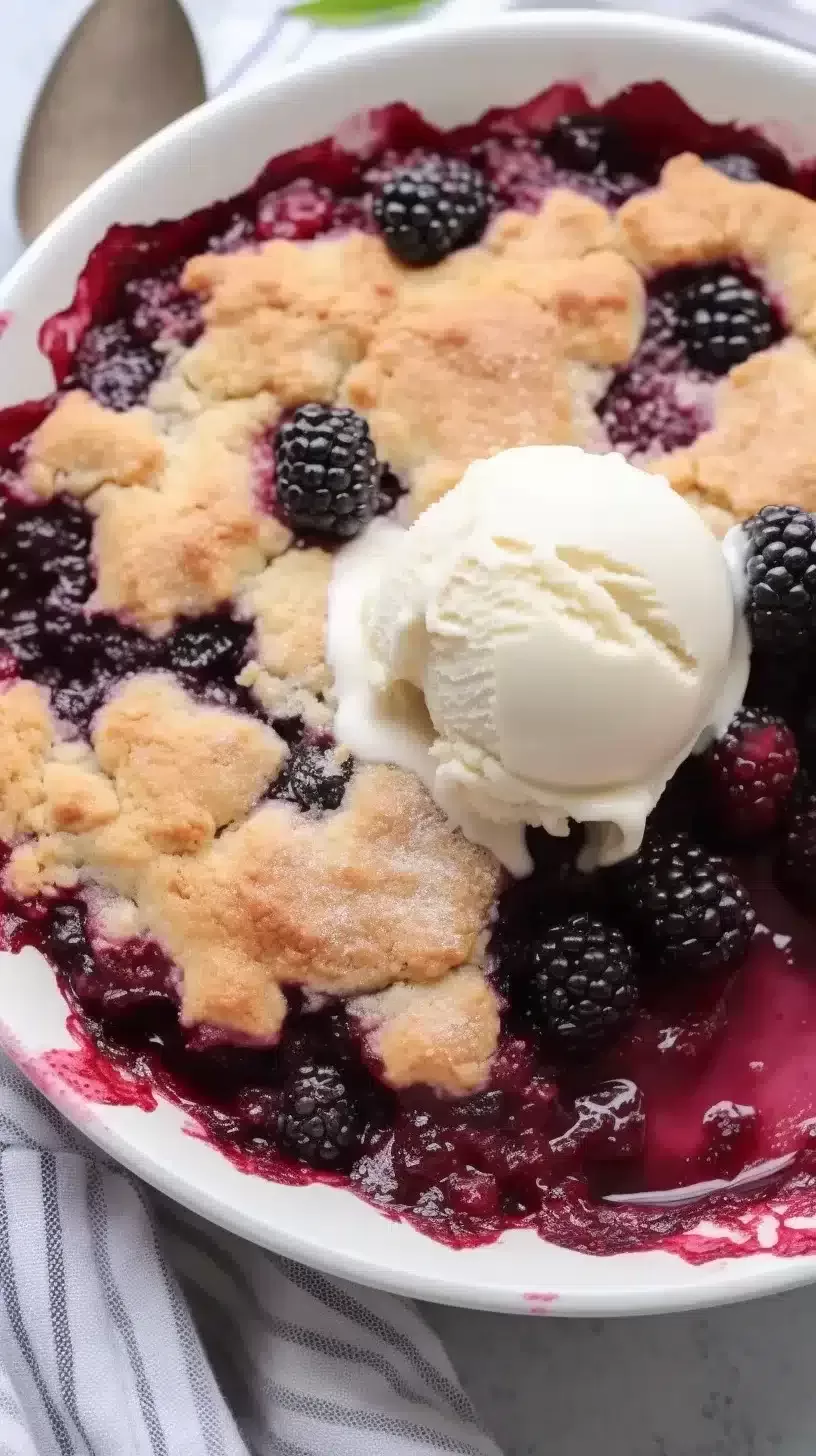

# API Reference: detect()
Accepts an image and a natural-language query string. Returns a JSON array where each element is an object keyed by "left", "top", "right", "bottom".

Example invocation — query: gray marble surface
[{"left": 422, "top": 1286, "right": 816, "bottom": 1454}]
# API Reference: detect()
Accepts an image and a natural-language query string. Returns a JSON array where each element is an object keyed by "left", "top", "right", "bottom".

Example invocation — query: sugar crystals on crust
[
  {"left": 350, "top": 967, "right": 500, "bottom": 1095},
  {"left": 27, "top": 391, "right": 165, "bottom": 499},
  {"left": 653, "top": 338, "right": 816, "bottom": 518},
  {"left": 0, "top": 682, "right": 54, "bottom": 841},
  {"left": 180, "top": 234, "right": 404, "bottom": 404},
  {"left": 89, "top": 396, "right": 283, "bottom": 634},
  {"left": 344, "top": 284, "right": 605, "bottom": 516},
  {"left": 403, "top": 191, "right": 645, "bottom": 370},
  {"left": 138, "top": 764, "right": 500, "bottom": 1040},
  {"left": 241, "top": 547, "right": 333, "bottom": 694}
]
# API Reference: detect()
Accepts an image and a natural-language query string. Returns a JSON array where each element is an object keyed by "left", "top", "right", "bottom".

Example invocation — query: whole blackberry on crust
[
  {"left": 275, "top": 404, "right": 380, "bottom": 540},
  {"left": 743, "top": 505, "right": 816, "bottom": 658},
  {"left": 373, "top": 157, "right": 490, "bottom": 266},
  {"left": 705, "top": 707, "right": 799, "bottom": 841},
  {"left": 277, "top": 1061, "right": 362, "bottom": 1170},
  {"left": 618, "top": 833, "right": 756, "bottom": 978},
  {"left": 525, "top": 913, "right": 639, "bottom": 1053},
  {"left": 677, "top": 269, "right": 778, "bottom": 373},
  {"left": 775, "top": 783, "right": 816, "bottom": 910}
]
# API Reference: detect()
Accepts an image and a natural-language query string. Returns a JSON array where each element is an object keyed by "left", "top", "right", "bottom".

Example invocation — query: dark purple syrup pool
[{"left": 3, "top": 81, "right": 816, "bottom": 1261}]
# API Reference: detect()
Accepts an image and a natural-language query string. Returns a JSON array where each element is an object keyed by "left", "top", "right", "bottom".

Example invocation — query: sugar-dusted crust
[
  {"left": 87, "top": 674, "right": 284, "bottom": 892},
  {"left": 486, "top": 194, "right": 645, "bottom": 366},
  {"left": 0, "top": 682, "right": 54, "bottom": 841},
  {"left": 344, "top": 285, "right": 605, "bottom": 516},
  {"left": 617, "top": 153, "right": 816, "bottom": 344},
  {"left": 490, "top": 188, "right": 618, "bottom": 260},
  {"left": 180, "top": 234, "right": 404, "bottom": 404},
  {"left": 41, "top": 760, "right": 119, "bottom": 835},
  {"left": 403, "top": 192, "right": 645, "bottom": 372},
  {"left": 652, "top": 339, "right": 816, "bottom": 518},
  {"left": 14, "top": 675, "right": 286, "bottom": 900},
  {"left": 350, "top": 967, "right": 500, "bottom": 1095},
  {"left": 89, "top": 396, "right": 285, "bottom": 634},
  {"left": 138, "top": 764, "right": 499, "bottom": 1039},
  {"left": 27, "top": 391, "right": 165, "bottom": 499},
  {"left": 241, "top": 547, "right": 333, "bottom": 695}
]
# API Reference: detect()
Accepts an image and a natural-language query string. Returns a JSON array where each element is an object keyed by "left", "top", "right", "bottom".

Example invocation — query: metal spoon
[{"left": 16, "top": 0, "right": 204, "bottom": 244}]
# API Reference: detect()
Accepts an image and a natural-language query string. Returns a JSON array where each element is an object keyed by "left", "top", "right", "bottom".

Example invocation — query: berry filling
[{"left": 4, "top": 81, "right": 816, "bottom": 1265}]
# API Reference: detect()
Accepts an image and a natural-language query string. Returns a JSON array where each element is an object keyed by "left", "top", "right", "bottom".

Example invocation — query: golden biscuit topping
[
  {"left": 138, "top": 764, "right": 499, "bottom": 1039},
  {"left": 0, "top": 682, "right": 54, "bottom": 841},
  {"left": 241, "top": 547, "right": 333, "bottom": 694},
  {"left": 344, "top": 285, "right": 604, "bottom": 516},
  {"left": 180, "top": 234, "right": 403, "bottom": 404},
  {"left": 653, "top": 339, "right": 816, "bottom": 518},
  {"left": 15, "top": 677, "right": 286, "bottom": 901},
  {"left": 27, "top": 391, "right": 165, "bottom": 499},
  {"left": 351, "top": 967, "right": 500, "bottom": 1095}
]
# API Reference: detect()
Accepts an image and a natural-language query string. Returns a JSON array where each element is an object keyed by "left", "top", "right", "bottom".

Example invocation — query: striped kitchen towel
[{"left": 0, "top": 1052, "right": 501, "bottom": 1456}]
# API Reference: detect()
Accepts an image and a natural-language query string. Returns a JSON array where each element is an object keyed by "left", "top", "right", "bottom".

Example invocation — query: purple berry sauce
[{"left": 2, "top": 82, "right": 816, "bottom": 1261}]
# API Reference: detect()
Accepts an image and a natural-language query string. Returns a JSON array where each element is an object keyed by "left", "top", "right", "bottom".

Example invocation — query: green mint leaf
[{"left": 287, "top": 0, "right": 431, "bottom": 26}]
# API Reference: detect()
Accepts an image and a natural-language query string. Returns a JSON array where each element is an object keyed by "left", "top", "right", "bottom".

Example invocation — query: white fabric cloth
[{"left": 0, "top": 1050, "right": 502, "bottom": 1456}]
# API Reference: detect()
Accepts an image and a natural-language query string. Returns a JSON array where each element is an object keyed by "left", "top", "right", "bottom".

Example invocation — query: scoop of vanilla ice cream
[{"left": 330, "top": 447, "right": 749, "bottom": 875}]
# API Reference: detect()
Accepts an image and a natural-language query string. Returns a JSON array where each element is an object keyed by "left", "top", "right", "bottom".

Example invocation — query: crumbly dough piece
[
  {"left": 11, "top": 675, "right": 282, "bottom": 901},
  {"left": 617, "top": 153, "right": 816, "bottom": 343},
  {"left": 90, "top": 395, "right": 284, "bottom": 634},
  {"left": 138, "top": 764, "right": 499, "bottom": 1039},
  {"left": 486, "top": 195, "right": 644, "bottom": 365},
  {"left": 490, "top": 188, "right": 618, "bottom": 260},
  {"left": 87, "top": 675, "right": 284, "bottom": 891},
  {"left": 241, "top": 547, "right": 333, "bottom": 694},
  {"left": 180, "top": 234, "right": 403, "bottom": 404},
  {"left": 0, "top": 682, "right": 54, "bottom": 840},
  {"left": 7, "top": 676, "right": 286, "bottom": 900},
  {"left": 404, "top": 192, "right": 645, "bottom": 368},
  {"left": 41, "top": 761, "right": 119, "bottom": 835},
  {"left": 350, "top": 967, "right": 500, "bottom": 1095},
  {"left": 343, "top": 285, "right": 604, "bottom": 516},
  {"left": 652, "top": 339, "right": 816, "bottom": 518},
  {"left": 27, "top": 391, "right": 165, "bottom": 499}
]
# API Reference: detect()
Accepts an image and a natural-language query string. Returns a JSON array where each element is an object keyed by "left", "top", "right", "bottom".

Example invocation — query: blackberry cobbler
[{"left": 5, "top": 83, "right": 816, "bottom": 1260}]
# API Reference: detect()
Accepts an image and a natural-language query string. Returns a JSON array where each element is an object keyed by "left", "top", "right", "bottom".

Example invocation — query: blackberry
[
  {"left": 167, "top": 616, "right": 251, "bottom": 678},
  {"left": 744, "top": 505, "right": 816, "bottom": 658},
  {"left": 618, "top": 832, "right": 756, "bottom": 978},
  {"left": 282, "top": 741, "right": 352, "bottom": 812},
  {"left": 123, "top": 271, "right": 201, "bottom": 346},
  {"left": 545, "top": 113, "right": 628, "bottom": 173},
  {"left": 776, "top": 784, "right": 816, "bottom": 909},
  {"left": 48, "top": 903, "right": 95, "bottom": 980},
  {"left": 72, "top": 320, "right": 160, "bottom": 411},
  {"left": 275, "top": 404, "right": 380, "bottom": 540},
  {"left": 373, "top": 157, "right": 490, "bottom": 266},
  {"left": 277, "top": 1061, "right": 362, "bottom": 1170},
  {"left": 677, "top": 269, "right": 778, "bottom": 374},
  {"left": 705, "top": 707, "right": 799, "bottom": 841},
  {"left": 524, "top": 913, "right": 639, "bottom": 1053},
  {"left": 706, "top": 153, "right": 761, "bottom": 182}
]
